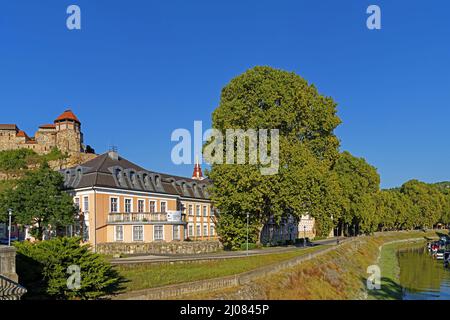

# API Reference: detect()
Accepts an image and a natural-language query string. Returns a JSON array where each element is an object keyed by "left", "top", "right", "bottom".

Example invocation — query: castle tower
[
  {"left": 54, "top": 109, "right": 83, "bottom": 154},
  {"left": 192, "top": 155, "right": 204, "bottom": 180}
]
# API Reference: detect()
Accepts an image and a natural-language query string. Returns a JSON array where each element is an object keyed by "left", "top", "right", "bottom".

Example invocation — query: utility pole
[
  {"left": 8, "top": 208, "right": 12, "bottom": 246},
  {"left": 246, "top": 213, "right": 249, "bottom": 256},
  {"left": 303, "top": 225, "right": 306, "bottom": 247}
]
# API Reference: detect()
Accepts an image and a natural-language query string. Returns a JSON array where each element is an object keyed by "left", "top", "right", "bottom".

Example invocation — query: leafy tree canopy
[
  {"left": 0, "top": 163, "right": 76, "bottom": 239},
  {"left": 207, "top": 66, "right": 342, "bottom": 246}
]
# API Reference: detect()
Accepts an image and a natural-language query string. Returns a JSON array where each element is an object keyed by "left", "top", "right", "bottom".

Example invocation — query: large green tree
[
  {"left": 400, "top": 179, "right": 444, "bottom": 229},
  {"left": 333, "top": 151, "right": 380, "bottom": 236},
  {"left": 206, "top": 66, "right": 341, "bottom": 247},
  {"left": 0, "top": 163, "right": 76, "bottom": 240}
]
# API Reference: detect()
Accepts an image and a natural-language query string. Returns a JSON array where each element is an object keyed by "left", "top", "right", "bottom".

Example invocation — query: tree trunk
[{"left": 256, "top": 223, "right": 264, "bottom": 245}]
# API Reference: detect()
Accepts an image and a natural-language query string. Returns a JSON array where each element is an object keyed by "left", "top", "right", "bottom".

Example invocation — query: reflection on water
[{"left": 399, "top": 247, "right": 450, "bottom": 300}]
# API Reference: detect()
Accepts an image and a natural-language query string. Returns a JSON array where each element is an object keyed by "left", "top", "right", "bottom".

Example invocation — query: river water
[{"left": 399, "top": 247, "right": 450, "bottom": 300}]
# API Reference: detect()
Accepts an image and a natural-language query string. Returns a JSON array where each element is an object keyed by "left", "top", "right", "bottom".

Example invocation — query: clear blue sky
[{"left": 0, "top": 0, "right": 449, "bottom": 188}]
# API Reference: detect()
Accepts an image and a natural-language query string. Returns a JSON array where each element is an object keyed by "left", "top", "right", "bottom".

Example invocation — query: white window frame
[
  {"left": 83, "top": 196, "right": 89, "bottom": 212},
  {"left": 154, "top": 225, "right": 164, "bottom": 241},
  {"left": 196, "top": 224, "right": 201, "bottom": 237},
  {"left": 110, "top": 197, "right": 119, "bottom": 213},
  {"left": 173, "top": 225, "right": 180, "bottom": 240},
  {"left": 137, "top": 199, "right": 145, "bottom": 213},
  {"left": 149, "top": 200, "right": 156, "bottom": 213},
  {"left": 203, "top": 224, "right": 208, "bottom": 236},
  {"left": 160, "top": 201, "right": 167, "bottom": 213},
  {"left": 132, "top": 225, "right": 144, "bottom": 242},
  {"left": 188, "top": 204, "right": 193, "bottom": 216},
  {"left": 124, "top": 198, "right": 133, "bottom": 213},
  {"left": 203, "top": 205, "right": 207, "bottom": 217},
  {"left": 210, "top": 225, "right": 215, "bottom": 236},
  {"left": 188, "top": 224, "right": 193, "bottom": 237},
  {"left": 114, "top": 225, "right": 123, "bottom": 242},
  {"left": 196, "top": 205, "right": 200, "bottom": 217},
  {"left": 74, "top": 197, "right": 80, "bottom": 211}
]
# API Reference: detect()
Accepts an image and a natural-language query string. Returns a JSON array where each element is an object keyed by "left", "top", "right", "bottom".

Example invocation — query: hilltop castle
[{"left": 0, "top": 109, "right": 92, "bottom": 155}]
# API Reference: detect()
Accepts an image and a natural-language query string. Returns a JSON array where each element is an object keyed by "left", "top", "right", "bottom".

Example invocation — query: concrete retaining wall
[
  {"left": 0, "top": 246, "right": 18, "bottom": 282},
  {"left": 97, "top": 240, "right": 223, "bottom": 255},
  {"left": 114, "top": 238, "right": 355, "bottom": 300}
]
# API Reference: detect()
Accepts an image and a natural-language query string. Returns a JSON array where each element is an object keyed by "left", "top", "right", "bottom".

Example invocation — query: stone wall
[
  {"left": 0, "top": 246, "right": 18, "bottom": 282},
  {"left": 0, "top": 245, "right": 27, "bottom": 300},
  {"left": 97, "top": 240, "right": 223, "bottom": 255}
]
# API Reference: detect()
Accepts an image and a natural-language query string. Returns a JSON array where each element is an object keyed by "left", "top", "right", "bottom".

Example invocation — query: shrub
[
  {"left": 0, "top": 148, "right": 37, "bottom": 172},
  {"left": 15, "top": 237, "right": 123, "bottom": 300}
]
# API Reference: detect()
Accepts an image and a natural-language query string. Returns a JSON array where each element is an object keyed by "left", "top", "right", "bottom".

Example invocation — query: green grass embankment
[
  {"left": 181, "top": 230, "right": 444, "bottom": 300},
  {"left": 116, "top": 245, "right": 326, "bottom": 292}
]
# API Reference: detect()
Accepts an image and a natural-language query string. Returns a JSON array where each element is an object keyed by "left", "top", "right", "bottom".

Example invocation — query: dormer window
[
  {"left": 65, "top": 170, "right": 71, "bottom": 183},
  {"left": 143, "top": 173, "right": 152, "bottom": 189},
  {"left": 129, "top": 171, "right": 138, "bottom": 186}
]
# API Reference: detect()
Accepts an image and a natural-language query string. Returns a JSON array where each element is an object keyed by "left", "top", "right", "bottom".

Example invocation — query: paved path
[{"left": 110, "top": 237, "right": 343, "bottom": 265}]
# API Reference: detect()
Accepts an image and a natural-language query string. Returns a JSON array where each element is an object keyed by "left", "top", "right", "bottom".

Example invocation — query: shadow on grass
[{"left": 362, "top": 276, "right": 403, "bottom": 300}]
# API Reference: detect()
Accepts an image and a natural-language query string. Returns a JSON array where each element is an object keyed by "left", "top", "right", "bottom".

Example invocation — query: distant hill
[
  {"left": 0, "top": 148, "right": 96, "bottom": 191},
  {"left": 432, "top": 181, "right": 450, "bottom": 193}
]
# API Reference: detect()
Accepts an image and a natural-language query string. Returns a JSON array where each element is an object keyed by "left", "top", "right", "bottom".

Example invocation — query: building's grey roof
[{"left": 61, "top": 152, "right": 210, "bottom": 200}]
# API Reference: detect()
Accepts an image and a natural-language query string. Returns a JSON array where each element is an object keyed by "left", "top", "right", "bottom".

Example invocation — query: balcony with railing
[{"left": 107, "top": 211, "right": 185, "bottom": 224}]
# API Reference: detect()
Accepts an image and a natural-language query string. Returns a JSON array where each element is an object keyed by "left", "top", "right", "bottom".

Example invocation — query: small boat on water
[
  {"left": 435, "top": 249, "right": 445, "bottom": 260},
  {"left": 444, "top": 252, "right": 450, "bottom": 267}
]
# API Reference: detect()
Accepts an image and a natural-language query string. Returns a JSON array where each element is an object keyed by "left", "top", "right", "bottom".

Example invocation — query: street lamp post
[
  {"left": 303, "top": 225, "right": 306, "bottom": 247},
  {"left": 246, "top": 213, "right": 250, "bottom": 256},
  {"left": 8, "top": 208, "right": 12, "bottom": 246}
]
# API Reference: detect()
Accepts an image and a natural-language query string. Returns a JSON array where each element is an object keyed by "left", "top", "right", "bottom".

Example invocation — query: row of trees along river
[{"left": 206, "top": 66, "right": 450, "bottom": 249}]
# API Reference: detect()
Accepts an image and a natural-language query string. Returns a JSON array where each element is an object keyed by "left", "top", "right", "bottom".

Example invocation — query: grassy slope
[
  {"left": 182, "top": 230, "right": 443, "bottom": 300},
  {"left": 116, "top": 246, "right": 326, "bottom": 291},
  {"left": 369, "top": 242, "right": 403, "bottom": 300},
  {"left": 369, "top": 239, "right": 431, "bottom": 300}
]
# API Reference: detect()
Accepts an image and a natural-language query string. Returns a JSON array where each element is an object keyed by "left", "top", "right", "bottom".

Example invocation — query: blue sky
[{"left": 0, "top": 0, "right": 449, "bottom": 188}]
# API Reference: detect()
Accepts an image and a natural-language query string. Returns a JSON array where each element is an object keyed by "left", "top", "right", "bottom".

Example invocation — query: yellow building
[{"left": 62, "top": 150, "right": 216, "bottom": 251}]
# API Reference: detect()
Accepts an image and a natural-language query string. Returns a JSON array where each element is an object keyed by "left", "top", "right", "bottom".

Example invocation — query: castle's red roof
[
  {"left": 16, "top": 130, "right": 29, "bottom": 139},
  {"left": 54, "top": 109, "right": 80, "bottom": 123},
  {"left": 39, "top": 124, "right": 56, "bottom": 129}
]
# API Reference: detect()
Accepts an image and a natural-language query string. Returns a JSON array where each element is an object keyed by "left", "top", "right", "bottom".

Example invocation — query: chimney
[{"left": 108, "top": 146, "right": 119, "bottom": 161}]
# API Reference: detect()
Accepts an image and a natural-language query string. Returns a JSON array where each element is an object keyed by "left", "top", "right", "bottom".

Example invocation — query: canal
[{"left": 399, "top": 246, "right": 450, "bottom": 300}]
